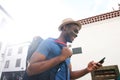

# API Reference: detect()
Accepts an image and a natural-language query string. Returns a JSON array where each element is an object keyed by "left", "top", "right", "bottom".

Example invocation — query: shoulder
[
  {"left": 41, "top": 38, "right": 56, "bottom": 45},
  {"left": 37, "top": 38, "right": 57, "bottom": 49}
]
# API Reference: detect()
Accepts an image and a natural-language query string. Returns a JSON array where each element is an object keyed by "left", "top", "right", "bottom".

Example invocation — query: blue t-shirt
[{"left": 36, "top": 38, "right": 70, "bottom": 80}]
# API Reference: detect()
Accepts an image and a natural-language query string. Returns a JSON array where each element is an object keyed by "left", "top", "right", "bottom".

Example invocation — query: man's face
[{"left": 64, "top": 24, "right": 80, "bottom": 43}]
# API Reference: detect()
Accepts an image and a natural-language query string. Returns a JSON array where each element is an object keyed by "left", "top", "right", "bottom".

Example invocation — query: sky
[{"left": 0, "top": 0, "right": 120, "bottom": 44}]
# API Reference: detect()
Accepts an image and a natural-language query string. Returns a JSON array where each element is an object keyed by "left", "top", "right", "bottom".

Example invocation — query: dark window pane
[
  {"left": 72, "top": 47, "right": 82, "bottom": 54},
  {"left": 7, "top": 48, "right": 12, "bottom": 56},
  {"left": 15, "top": 59, "right": 21, "bottom": 67},
  {"left": 4, "top": 60, "right": 10, "bottom": 68},
  {"left": 18, "top": 47, "right": 23, "bottom": 54}
]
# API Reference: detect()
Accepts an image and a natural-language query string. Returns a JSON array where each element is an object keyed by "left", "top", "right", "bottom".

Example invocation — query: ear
[{"left": 62, "top": 25, "right": 67, "bottom": 31}]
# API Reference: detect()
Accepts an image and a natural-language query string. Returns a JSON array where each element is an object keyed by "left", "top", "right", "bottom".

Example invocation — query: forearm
[
  {"left": 27, "top": 56, "right": 65, "bottom": 76},
  {"left": 70, "top": 68, "right": 89, "bottom": 79}
]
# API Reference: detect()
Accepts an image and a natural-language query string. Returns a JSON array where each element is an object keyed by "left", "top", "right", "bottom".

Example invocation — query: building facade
[
  {"left": 1, "top": 42, "right": 30, "bottom": 80},
  {"left": 0, "top": 5, "right": 13, "bottom": 78},
  {"left": 0, "top": 42, "right": 4, "bottom": 78},
  {"left": 71, "top": 10, "right": 120, "bottom": 80}
]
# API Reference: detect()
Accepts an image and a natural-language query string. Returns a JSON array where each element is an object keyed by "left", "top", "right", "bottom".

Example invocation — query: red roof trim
[{"left": 78, "top": 10, "right": 120, "bottom": 25}]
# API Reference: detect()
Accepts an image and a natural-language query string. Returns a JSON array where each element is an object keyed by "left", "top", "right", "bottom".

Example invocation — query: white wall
[
  {"left": 71, "top": 16, "right": 120, "bottom": 80},
  {"left": 2, "top": 42, "right": 29, "bottom": 72}
]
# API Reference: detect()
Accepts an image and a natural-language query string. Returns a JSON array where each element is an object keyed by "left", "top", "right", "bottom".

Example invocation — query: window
[
  {"left": 72, "top": 47, "right": 82, "bottom": 54},
  {"left": 7, "top": 48, "right": 12, "bottom": 56},
  {"left": 18, "top": 47, "right": 23, "bottom": 54},
  {"left": 91, "top": 65, "right": 119, "bottom": 80},
  {"left": 15, "top": 58, "right": 21, "bottom": 67},
  {"left": 4, "top": 60, "right": 10, "bottom": 68}
]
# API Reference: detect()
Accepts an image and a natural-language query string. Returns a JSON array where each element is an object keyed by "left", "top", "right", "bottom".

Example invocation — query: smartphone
[{"left": 98, "top": 57, "right": 106, "bottom": 64}]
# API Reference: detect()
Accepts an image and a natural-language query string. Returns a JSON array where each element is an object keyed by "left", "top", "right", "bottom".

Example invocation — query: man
[{"left": 25, "top": 18, "right": 102, "bottom": 80}]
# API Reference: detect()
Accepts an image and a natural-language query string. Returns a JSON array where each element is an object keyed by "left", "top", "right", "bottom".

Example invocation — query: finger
[{"left": 96, "top": 63, "right": 102, "bottom": 67}]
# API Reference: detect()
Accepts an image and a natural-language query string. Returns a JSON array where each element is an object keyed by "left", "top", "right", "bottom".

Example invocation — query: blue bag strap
[{"left": 54, "top": 40, "right": 68, "bottom": 80}]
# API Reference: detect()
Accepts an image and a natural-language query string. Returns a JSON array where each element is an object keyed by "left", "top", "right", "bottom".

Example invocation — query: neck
[
  {"left": 55, "top": 39, "right": 67, "bottom": 46},
  {"left": 57, "top": 37, "right": 66, "bottom": 43},
  {"left": 57, "top": 33, "right": 67, "bottom": 43}
]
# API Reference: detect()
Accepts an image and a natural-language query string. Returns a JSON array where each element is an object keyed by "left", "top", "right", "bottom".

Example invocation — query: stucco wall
[{"left": 71, "top": 16, "right": 120, "bottom": 80}]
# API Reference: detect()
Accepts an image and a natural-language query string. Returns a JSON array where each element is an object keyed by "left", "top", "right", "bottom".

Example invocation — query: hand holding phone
[
  {"left": 96, "top": 57, "right": 106, "bottom": 66},
  {"left": 98, "top": 57, "right": 106, "bottom": 64}
]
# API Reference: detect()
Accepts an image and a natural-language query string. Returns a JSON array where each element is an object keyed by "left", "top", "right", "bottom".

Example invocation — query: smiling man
[{"left": 23, "top": 18, "right": 102, "bottom": 80}]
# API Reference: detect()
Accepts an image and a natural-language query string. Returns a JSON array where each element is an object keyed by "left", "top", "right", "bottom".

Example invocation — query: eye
[{"left": 73, "top": 29, "right": 78, "bottom": 34}]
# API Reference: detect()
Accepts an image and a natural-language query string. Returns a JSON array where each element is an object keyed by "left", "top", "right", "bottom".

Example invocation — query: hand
[
  {"left": 87, "top": 61, "right": 102, "bottom": 72},
  {"left": 60, "top": 47, "right": 72, "bottom": 61}
]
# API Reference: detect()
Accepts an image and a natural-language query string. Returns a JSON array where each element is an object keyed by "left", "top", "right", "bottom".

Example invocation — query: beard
[{"left": 64, "top": 34, "right": 72, "bottom": 43}]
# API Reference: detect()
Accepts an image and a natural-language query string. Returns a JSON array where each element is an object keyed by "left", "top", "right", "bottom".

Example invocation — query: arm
[
  {"left": 26, "top": 47, "right": 72, "bottom": 76},
  {"left": 70, "top": 61, "right": 102, "bottom": 79}
]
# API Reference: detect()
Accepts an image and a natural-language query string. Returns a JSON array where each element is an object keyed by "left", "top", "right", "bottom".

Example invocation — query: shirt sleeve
[{"left": 35, "top": 39, "right": 50, "bottom": 57}]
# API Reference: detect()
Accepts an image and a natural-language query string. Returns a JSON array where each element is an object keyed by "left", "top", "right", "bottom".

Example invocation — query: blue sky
[{"left": 0, "top": 0, "right": 120, "bottom": 44}]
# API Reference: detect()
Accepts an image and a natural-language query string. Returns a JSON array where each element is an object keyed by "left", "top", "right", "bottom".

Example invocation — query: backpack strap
[{"left": 54, "top": 40, "right": 68, "bottom": 80}]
